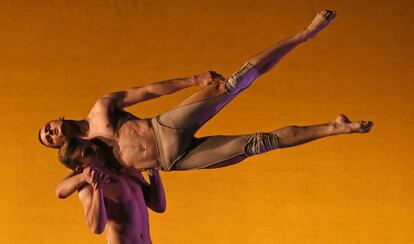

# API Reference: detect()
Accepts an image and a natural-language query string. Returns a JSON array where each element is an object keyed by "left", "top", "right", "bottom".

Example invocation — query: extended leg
[
  {"left": 272, "top": 114, "right": 373, "bottom": 148},
  {"left": 170, "top": 114, "right": 373, "bottom": 170},
  {"left": 248, "top": 10, "right": 336, "bottom": 75},
  {"left": 158, "top": 10, "right": 337, "bottom": 132}
]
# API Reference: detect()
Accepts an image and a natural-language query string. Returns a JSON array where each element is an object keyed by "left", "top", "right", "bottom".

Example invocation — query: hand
[
  {"left": 77, "top": 166, "right": 110, "bottom": 191},
  {"left": 194, "top": 71, "right": 225, "bottom": 87}
]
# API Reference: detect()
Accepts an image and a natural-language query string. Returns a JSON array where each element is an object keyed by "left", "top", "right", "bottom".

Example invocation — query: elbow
[
  {"left": 158, "top": 202, "right": 167, "bottom": 213},
  {"left": 93, "top": 227, "right": 105, "bottom": 235},
  {"left": 55, "top": 189, "right": 67, "bottom": 199},
  {"left": 153, "top": 207, "right": 166, "bottom": 213},
  {"left": 152, "top": 202, "right": 166, "bottom": 213},
  {"left": 157, "top": 207, "right": 166, "bottom": 213},
  {"left": 86, "top": 216, "right": 106, "bottom": 235},
  {"left": 88, "top": 222, "right": 105, "bottom": 235}
]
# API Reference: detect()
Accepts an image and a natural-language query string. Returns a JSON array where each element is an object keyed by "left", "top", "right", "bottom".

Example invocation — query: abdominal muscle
[
  {"left": 103, "top": 175, "right": 151, "bottom": 244},
  {"left": 117, "top": 119, "right": 159, "bottom": 170}
]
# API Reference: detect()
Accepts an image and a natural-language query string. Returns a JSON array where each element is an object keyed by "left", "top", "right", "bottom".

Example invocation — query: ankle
[
  {"left": 294, "top": 30, "right": 310, "bottom": 42},
  {"left": 329, "top": 121, "right": 351, "bottom": 135}
]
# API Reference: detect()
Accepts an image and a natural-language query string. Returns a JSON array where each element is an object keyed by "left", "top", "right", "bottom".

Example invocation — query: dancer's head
[
  {"left": 58, "top": 138, "right": 121, "bottom": 171},
  {"left": 38, "top": 117, "right": 79, "bottom": 148},
  {"left": 58, "top": 138, "right": 103, "bottom": 170}
]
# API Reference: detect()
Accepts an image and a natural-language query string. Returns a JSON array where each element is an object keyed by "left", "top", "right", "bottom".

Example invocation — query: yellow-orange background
[{"left": 1, "top": 0, "right": 413, "bottom": 243}]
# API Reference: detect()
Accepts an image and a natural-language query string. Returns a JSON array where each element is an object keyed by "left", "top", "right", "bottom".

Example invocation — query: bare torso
[
  {"left": 102, "top": 170, "right": 152, "bottom": 244},
  {"left": 86, "top": 99, "right": 159, "bottom": 170},
  {"left": 117, "top": 119, "right": 158, "bottom": 169}
]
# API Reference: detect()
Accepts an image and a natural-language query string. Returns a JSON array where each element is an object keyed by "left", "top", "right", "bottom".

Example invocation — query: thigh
[
  {"left": 171, "top": 134, "right": 250, "bottom": 170},
  {"left": 157, "top": 63, "right": 259, "bottom": 133},
  {"left": 179, "top": 81, "right": 227, "bottom": 106},
  {"left": 157, "top": 88, "right": 235, "bottom": 133}
]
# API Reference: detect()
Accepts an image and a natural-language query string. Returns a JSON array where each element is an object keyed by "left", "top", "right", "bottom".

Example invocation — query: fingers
[
  {"left": 94, "top": 173, "right": 102, "bottom": 190},
  {"left": 93, "top": 170, "right": 102, "bottom": 190},
  {"left": 83, "top": 167, "right": 109, "bottom": 191},
  {"left": 93, "top": 170, "right": 110, "bottom": 191},
  {"left": 197, "top": 71, "right": 225, "bottom": 87},
  {"left": 213, "top": 74, "right": 226, "bottom": 82},
  {"left": 207, "top": 71, "right": 225, "bottom": 83},
  {"left": 90, "top": 169, "right": 99, "bottom": 190},
  {"left": 100, "top": 175, "right": 110, "bottom": 190},
  {"left": 210, "top": 71, "right": 225, "bottom": 79},
  {"left": 91, "top": 170, "right": 100, "bottom": 191},
  {"left": 82, "top": 167, "right": 95, "bottom": 187},
  {"left": 83, "top": 167, "right": 93, "bottom": 182}
]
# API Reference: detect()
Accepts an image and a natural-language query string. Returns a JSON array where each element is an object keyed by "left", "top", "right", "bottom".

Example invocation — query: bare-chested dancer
[
  {"left": 39, "top": 10, "right": 374, "bottom": 171},
  {"left": 55, "top": 138, "right": 166, "bottom": 244}
]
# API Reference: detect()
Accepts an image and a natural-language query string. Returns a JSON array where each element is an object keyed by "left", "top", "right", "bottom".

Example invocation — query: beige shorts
[{"left": 151, "top": 63, "right": 269, "bottom": 171}]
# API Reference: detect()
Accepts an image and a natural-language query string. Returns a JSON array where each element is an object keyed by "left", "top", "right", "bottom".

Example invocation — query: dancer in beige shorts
[{"left": 39, "top": 10, "right": 374, "bottom": 171}]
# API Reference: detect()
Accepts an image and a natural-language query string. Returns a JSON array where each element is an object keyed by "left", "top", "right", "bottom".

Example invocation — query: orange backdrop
[{"left": 1, "top": 0, "right": 413, "bottom": 243}]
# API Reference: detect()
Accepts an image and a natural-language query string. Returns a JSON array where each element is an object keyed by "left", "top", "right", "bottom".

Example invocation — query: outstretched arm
[
  {"left": 102, "top": 71, "right": 225, "bottom": 108},
  {"left": 138, "top": 169, "right": 166, "bottom": 213}
]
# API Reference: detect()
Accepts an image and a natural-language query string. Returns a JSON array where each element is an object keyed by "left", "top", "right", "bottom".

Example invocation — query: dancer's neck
[{"left": 62, "top": 119, "right": 89, "bottom": 138}]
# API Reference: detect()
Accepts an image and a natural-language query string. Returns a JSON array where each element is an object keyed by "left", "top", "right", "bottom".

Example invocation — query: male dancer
[
  {"left": 56, "top": 138, "right": 166, "bottom": 244},
  {"left": 39, "top": 10, "right": 374, "bottom": 171}
]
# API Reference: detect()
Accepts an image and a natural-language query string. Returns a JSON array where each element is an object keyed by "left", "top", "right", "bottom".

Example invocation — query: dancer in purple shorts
[
  {"left": 39, "top": 10, "right": 373, "bottom": 172},
  {"left": 55, "top": 138, "right": 165, "bottom": 244}
]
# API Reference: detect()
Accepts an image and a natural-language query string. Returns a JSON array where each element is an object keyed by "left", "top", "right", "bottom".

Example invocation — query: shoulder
[
  {"left": 88, "top": 96, "right": 116, "bottom": 116},
  {"left": 87, "top": 96, "right": 128, "bottom": 128},
  {"left": 122, "top": 170, "right": 148, "bottom": 186}
]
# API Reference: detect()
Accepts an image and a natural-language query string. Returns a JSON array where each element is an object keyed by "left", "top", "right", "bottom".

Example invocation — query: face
[{"left": 39, "top": 120, "right": 65, "bottom": 148}]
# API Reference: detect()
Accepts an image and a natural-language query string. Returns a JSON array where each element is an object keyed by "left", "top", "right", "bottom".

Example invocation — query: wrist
[{"left": 80, "top": 173, "right": 89, "bottom": 184}]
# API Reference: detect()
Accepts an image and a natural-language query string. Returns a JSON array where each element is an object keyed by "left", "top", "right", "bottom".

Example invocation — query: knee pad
[
  {"left": 244, "top": 132, "right": 280, "bottom": 156},
  {"left": 225, "top": 63, "right": 259, "bottom": 95}
]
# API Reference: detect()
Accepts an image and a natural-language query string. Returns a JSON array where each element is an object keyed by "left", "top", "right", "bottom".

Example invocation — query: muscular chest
[
  {"left": 103, "top": 178, "right": 147, "bottom": 216},
  {"left": 87, "top": 103, "right": 136, "bottom": 139}
]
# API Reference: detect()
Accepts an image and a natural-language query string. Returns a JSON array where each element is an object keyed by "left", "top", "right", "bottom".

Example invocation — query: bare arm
[
  {"left": 55, "top": 170, "right": 86, "bottom": 199},
  {"left": 137, "top": 169, "right": 166, "bottom": 213},
  {"left": 78, "top": 185, "right": 107, "bottom": 234},
  {"left": 102, "top": 71, "right": 225, "bottom": 108},
  {"left": 76, "top": 168, "right": 110, "bottom": 234},
  {"left": 55, "top": 167, "right": 104, "bottom": 199}
]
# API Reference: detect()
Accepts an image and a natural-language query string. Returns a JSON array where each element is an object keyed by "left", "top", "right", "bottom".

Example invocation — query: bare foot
[
  {"left": 331, "top": 114, "right": 374, "bottom": 134},
  {"left": 304, "top": 10, "right": 336, "bottom": 40}
]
